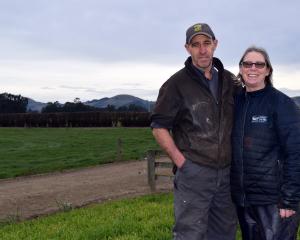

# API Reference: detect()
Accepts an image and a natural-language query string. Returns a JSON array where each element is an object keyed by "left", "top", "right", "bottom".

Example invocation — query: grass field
[
  {"left": 0, "top": 192, "right": 299, "bottom": 240},
  {"left": 0, "top": 193, "right": 245, "bottom": 240},
  {"left": 0, "top": 193, "right": 174, "bottom": 240},
  {"left": 0, "top": 127, "right": 158, "bottom": 179},
  {"left": 1, "top": 128, "right": 299, "bottom": 239}
]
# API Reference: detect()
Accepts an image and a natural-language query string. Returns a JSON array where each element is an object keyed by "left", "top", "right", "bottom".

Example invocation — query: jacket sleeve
[
  {"left": 150, "top": 79, "right": 181, "bottom": 130},
  {"left": 276, "top": 96, "right": 300, "bottom": 211}
]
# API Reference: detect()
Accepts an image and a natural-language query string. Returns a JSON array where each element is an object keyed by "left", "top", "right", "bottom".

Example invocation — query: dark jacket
[
  {"left": 151, "top": 57, "right": 238, "bottom": 168},
  {"left": 231, "top": 84, "right": 300, "bottom": 210}
]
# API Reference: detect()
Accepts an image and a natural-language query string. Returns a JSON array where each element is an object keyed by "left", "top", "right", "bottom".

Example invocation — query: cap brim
[{"left": 187, "top": 32, "right": 213, "bottom": 44}]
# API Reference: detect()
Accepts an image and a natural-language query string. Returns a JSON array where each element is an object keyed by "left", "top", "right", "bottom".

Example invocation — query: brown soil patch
[{"left": 0, "top": 160, "right": 173, "bottom": 221}]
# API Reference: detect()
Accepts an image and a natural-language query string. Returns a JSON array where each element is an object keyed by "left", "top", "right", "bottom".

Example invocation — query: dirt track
[{"left": 0, "top": 160, "right": 173, "bottom": 221}]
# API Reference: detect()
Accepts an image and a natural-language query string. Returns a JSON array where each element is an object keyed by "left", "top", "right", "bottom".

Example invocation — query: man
[{"left": 151, "top": 23, "right": 239, "bottom": 240}]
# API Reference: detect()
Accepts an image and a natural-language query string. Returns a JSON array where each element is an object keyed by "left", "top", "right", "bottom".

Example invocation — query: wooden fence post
[{"left": 147, "top": 150, "right": 156, "bottom": 191}]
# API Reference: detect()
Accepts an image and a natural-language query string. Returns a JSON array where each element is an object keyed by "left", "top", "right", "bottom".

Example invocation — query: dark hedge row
[{"left": 0, "top": 111, "right": 151, "bottom": 127}]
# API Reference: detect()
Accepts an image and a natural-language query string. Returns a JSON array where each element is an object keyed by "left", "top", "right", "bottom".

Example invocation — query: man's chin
[
  {"left": 196, "top": 62, "right": 211, "bottom": 70},
  {"left": 196, "top": 59, "right": 212, "bottom": 68}
]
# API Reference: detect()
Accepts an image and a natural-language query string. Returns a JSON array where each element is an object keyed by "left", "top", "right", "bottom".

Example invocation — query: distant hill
[
  {"left": 293, "top": 96, "right": 300, "bottom": 106},
  {"left": 280, "top": 88, "right": 300, "bottom": 98},
  {"left": 84, "top": 94, "right": 155, "bottom": 111},
  {"left": 26, "top": 94, "right": 155, "bottom": 112},
  {"left": 26, "top": 99, "right": 47, "bottom": 112}
]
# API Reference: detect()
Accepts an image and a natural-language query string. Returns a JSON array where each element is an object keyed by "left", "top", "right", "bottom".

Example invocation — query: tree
[
  {"left": 62, "top": 102, "right": 96, "bottom": 112},
  {"left": 127, "top": 104, "right": 147, "bottom": 112},
  {"left": 42, "top": 101, "right": 100, "bottom": 113},
  {"left": 106, "top": 104, "right": 116, "bottom": 112},
  {"left": 0, "top": 93, "right": 28, "bottom": 113},
  {"left": 41, "top": 101, "right": 62, "bottom": 113},
  {"left": 116, "top": 104, "right": 147, "bottom": 112},
  {"left": 73, "top": 97, "right": 81, "bottom": 103}
]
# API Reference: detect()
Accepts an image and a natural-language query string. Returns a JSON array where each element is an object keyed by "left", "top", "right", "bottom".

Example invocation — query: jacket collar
[{"left": 243, "top": 83, "right": 273, "bottom": 97}]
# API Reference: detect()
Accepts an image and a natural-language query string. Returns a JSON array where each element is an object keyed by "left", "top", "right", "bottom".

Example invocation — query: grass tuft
[{"left": 0, "top": 193, "right": 174, "bottom": 240}]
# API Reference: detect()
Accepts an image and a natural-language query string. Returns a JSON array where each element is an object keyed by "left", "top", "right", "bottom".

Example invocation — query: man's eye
[
  {"left": 203, "top": 41, "right": 211, "bottom": 45},
  {"left": 191, "top": 43, "right": 200, "bottom": 48}
]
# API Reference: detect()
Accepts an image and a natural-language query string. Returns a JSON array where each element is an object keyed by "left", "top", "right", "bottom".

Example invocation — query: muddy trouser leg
[
  {"left": 173, "top": 160, "right": 237, "bottom": 240},
  {"left": 236, "top": 204, "right": 300, "bottom": 240},
  {"left": 206, "top": 166, "right": 237, "bottom": 240}
]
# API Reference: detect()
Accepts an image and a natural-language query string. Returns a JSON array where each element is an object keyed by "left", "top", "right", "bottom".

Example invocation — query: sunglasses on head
[{"left": 241, "top": 61, "right": 266, "bottom": 69}]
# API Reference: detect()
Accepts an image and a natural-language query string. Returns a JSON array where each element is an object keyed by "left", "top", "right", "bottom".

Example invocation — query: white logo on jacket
[{"left": 251, "top": 115, "right": 268, "bottom": 123}]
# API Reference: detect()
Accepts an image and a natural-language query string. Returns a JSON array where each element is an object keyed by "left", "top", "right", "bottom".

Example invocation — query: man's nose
[{"left": 199, "top": 46, "right": 206, "bottom": 54}]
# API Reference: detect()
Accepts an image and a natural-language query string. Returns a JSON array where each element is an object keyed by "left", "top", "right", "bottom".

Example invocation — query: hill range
[
  {"left": 27, "top": 94, "right": 300, "bottom": 113},
  {"left": 27, "top": 94, "right": 155, "bottom": 112}
]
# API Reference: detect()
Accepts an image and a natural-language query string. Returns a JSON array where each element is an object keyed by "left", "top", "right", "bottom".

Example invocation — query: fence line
[
  {"left": 0, "top": 111, "right": 150, "bottom": 127},
  {"left": 147, "top": 150, "right": 174, "bottom": 191}
]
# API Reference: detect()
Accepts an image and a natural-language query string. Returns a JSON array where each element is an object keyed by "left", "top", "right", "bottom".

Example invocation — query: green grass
[
  {"left": 0, "top": 193, "right": 174, "bottom": 240},
  {"left": 0, "top": 128, "right": 158, "bottom": 179},
  {"left": 2, "top": 193, "right": 298, "bottom": 239}
]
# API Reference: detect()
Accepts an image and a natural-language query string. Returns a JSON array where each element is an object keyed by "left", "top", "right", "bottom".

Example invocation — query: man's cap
[{"left": 186, "top": 23, "right": 216, "bottom": 44}]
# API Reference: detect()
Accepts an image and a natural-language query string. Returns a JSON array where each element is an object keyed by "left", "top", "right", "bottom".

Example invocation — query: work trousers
[
  {"left": 173, "top": 160, "right": 237, "bottom": 240},
  {"left": 236, "top": 204, "right": 300, "bottom": 240}
]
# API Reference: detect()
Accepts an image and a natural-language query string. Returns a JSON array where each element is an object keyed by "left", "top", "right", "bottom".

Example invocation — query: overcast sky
[{"left": 0, "top": 0, "right": 299, "bottom": 103}]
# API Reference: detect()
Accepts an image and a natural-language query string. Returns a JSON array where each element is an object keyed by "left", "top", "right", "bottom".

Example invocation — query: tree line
[
  {"left": 0, "top": 93, "right": 150, "bottom": 127},
  {"left": 0, "top": 112, "right": 150, "bottom": 127},
  {"left": 41, "top": 101, "right": 148, "bottom": 113},
  {"left": 0, "top": 93, "right": 148, "bottom": 113},
  {"left": 0, "top": 93, "right": 28, "bottom": 113}
]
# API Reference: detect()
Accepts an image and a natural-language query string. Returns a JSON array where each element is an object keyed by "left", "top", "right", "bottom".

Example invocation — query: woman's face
[{"left": 240, "top": 51, "right": 270, "bottom": 92}]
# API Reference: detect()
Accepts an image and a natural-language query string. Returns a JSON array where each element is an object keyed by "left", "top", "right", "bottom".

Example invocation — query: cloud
[
  {"left": 59, "top": 85, "right": 94, "bottom": 91},
  {"left": 0, "top": 0, "right": 299, "bottom": 102},
  {"left": 41, "top": 86, "right": 55, "bottom": 90},
  {"left": 121, "top": 83, "right": 143, "bottom": 87},
  {"left": 0, "top": 58, "right": 179, "bottom": 102},
  {"left": 84, "top": 88, "right": 159, "bottom": 101},
  {"left": 0, "top": 0, "right": 298, "bottom": 65},
  {"left": 279, "top": 88, "right": 300, "bottom": 97}
]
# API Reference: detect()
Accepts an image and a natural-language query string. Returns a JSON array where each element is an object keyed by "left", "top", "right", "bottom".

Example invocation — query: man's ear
[
  {"left": 213, "top": 39, "right": 218, "bottom": 51},
  {"left": 185, "top": 44, "right": 191, "bottom": 55}
]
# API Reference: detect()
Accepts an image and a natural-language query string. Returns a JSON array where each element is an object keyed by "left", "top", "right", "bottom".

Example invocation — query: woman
[{"left": 231, "top": 46, "right": 300, "bottom": 240}]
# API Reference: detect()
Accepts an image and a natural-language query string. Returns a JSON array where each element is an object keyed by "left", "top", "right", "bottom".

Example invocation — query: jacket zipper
[
  {"left": 215, "top": 69, "right": 223, "bottom": 168},
  {"left": 241, "top": 92, "right": 249, "bottom": 206},
  {"left": 191, "top": 66, "right": 222, "bottom": 167},
  {"left": 211, "top": 85, "right": 221, "bottom": 168},
  {"left": 217, "top": 96, "right": 222, "bottom": 168}
]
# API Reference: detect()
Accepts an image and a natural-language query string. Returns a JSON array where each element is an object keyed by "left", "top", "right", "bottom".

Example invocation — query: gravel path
[{"left": 0, "top": 160, "right": 172, "bottom": 221}]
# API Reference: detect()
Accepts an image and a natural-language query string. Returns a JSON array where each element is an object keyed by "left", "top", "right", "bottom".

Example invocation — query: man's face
[{"left": 185, "top": 34, "right": 218, "bottom": 71}]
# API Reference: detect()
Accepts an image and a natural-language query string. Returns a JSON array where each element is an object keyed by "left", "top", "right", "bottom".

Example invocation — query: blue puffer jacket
[{"left": 231, "top": 84, "right": 300, "bottom": 211}]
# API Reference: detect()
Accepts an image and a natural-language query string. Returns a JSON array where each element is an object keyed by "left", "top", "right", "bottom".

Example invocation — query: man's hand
[
  {"left": 152, "top": 128, "right": 185, "bottom": 168},
  {"left": 279, "top": 208, "right": 296, "bottom": 218},
  {"left": 176, "top": 158, "right": 186, "bottom": 169}
]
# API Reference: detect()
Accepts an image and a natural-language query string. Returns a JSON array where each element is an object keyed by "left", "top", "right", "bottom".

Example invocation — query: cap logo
[{"left": 193, "top": 24, "right": 202, "bottom": 32}]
